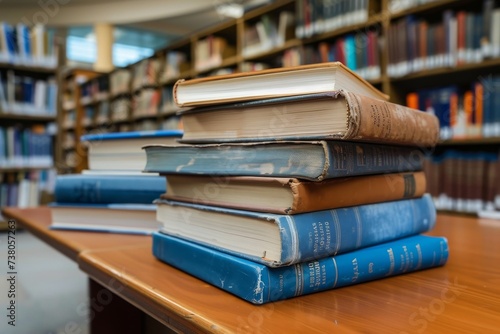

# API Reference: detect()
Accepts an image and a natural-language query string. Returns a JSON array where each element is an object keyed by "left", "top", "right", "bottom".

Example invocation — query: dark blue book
[
  {"left": 482, "top": 76, "right": 493, "bottom": 135},
  {"left": 54, "top": 174, "right": 166, "bottom": 204},
  {"left": 155, "top": 194, "right": 436, "bottom": 267},
  {"left": 494, "top": 77, "right": 500, "bottom": 134},
  {"left": 152, "top": 232, "right": 449, "bottom": 304},
  {"left": 144, "top": 140, "right": 424, "bottom": 181},
  {"left": 3, "top": 23, "right": 17, "bottom": 57}
]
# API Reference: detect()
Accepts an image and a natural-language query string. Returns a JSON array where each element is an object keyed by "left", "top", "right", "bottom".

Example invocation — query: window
[{"left": 66, "top": 26, "right": 169, "bottom": 67}]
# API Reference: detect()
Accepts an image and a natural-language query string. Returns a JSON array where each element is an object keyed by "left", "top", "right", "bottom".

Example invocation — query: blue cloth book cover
[
  {"left": 54, "top": 174, "right": 166, "bottom": 204},
  {"left": 152, "top": 233, "right": 449, "bottom": 305},
  {"left": 156, "top": 194, "right": 436, "bottom": 267}
]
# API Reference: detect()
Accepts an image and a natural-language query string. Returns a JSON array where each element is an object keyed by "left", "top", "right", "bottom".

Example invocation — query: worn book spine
[
  {"left": 153, "top": 233, "right": 449, "bottom": 304},
  {"left": 322, "top": 140, "right": 423, "bottom": 180},
  {"left": 54, "top": 175, "right": 166, "bottom": 204},
  {"left": 157, "top": 194, "right": 436, "bottom": 267},
  {"left": 339, "top": 90, "right": 440, "bottom": 147},
  {"left": 143, "top": 141, "right": 423, "bottom": 181},
  {"left": 288, "top": 171, "right": 426, "bottom": 214}
]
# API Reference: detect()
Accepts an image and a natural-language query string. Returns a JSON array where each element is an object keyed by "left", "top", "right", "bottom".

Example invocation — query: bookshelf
[
  {"left": 57, "top": 68, "right": 103, "bottom": 174},
  {"left": 57, "top": 0, "right": 500, "bottom": 214},
  {"left": 0, "top": 23, "right": 61, "bottom": 224}
]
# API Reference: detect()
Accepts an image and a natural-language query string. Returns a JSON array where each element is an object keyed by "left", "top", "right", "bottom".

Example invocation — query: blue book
[
  {"left": 344, "top": 34, "right": 356, "bottom": 70},
  {"left": 482, "top": 76, "right": 493, "bottom": 135},
  {"left": 49, "top": 203, "right": 158, "bottom": 235},
  {"left": 144, "top": 140, "right": 424, "bottom": 181},
  {"left": 54, "top": 174, "right": 166, "bottom": 204},
  {"left": 3, "top": 23, "right": 17, "bottom": 57},
  {"left": 152, "top": 232, "right": 449, "bottom": 304},
  {"left": 494, "top": 77, "right": 500, "bottom": 134},
  {"left": 81, "top": 129, "right": 183, "bottom": 142},
  {"left": 155, "top": 194, "right": 436, "bottom": 267}
]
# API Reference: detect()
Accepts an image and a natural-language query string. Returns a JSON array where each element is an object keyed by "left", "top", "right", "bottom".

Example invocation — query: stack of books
[
  {"left": 49, "top": 129, "right": 182, "bottom": 234},
  {"left": 145, "top": 62, "right": 449, "bottom": 305}
]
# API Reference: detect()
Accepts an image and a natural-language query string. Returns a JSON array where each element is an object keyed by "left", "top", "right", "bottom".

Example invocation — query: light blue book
[
  {"left": 155, "top": 194, "right": 436, "bottom": 267},
  {"left": 144, "top": 140, "right": 424, "bottom": 181}
]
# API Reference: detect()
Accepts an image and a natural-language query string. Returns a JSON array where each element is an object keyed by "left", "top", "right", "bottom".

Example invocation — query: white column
[{"left": 94, "top": 23, "right": 114, "bottom": 72}]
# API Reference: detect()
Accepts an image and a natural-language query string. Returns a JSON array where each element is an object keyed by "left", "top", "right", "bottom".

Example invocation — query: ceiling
[{"left": 0, "top": 0, "right": 272, "bottom": 41}]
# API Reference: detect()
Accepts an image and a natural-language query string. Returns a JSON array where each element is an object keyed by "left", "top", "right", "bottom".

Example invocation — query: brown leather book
[
  {"left": 173, "top": 62, "right": 389, "bottom": 107},
  {"left": 179, "top": 90, "right": 440, "bottom": 147},
  {"left": 161, "top": 171, "right": 427, "bottom": 214}
]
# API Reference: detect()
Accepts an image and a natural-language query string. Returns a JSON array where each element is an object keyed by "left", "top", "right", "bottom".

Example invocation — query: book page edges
[
  {"left": 341, "top": 91, "right": 440, "bottom": 147},
  {"left": 174, "top": 62, "right": 388, "bottom": 106}
]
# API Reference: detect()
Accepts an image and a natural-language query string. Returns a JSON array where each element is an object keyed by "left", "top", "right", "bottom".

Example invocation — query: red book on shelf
[
  {"left": 457, "top": 11, "right": 466, "bottom": 64},
  {"left": 335, "top": 39, "right": 345, "bottom": 65},
  {"left": 367, "top": 30, "right": 374, "bottom": 68},
  {"left": 418, "top": 21, "right": 428, "bottom": 60}
]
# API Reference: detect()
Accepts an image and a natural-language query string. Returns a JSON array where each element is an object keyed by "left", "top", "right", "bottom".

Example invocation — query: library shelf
[
  {"left": 0, "top": 62, "right": 57, "bottom": 74},
  {"left": 390, "top": 57, "right": 500, "bottom": 82},
  {"left": 438, "top": 137, "right": 500, "bottom": 146},
  {"left": 389, "top": 0, "right": 476, "bottom": 20},
  {"left": 0, "top": 113, "right": 56, "bottom": 122}
]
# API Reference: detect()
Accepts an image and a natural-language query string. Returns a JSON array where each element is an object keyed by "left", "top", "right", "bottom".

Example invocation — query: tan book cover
[
  {"left": 162, "top": 171, "right": 427, "bottom": 214},
  {"left": 180, "top": 90, "right": 440, "bottom": 147}
]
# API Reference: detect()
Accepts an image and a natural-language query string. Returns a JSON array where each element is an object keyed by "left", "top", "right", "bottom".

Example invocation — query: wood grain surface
[
  {"left": 2, "top": 207, "right": 150, "bottom": 261},
  {"left": 3, "top": 207, "right": 500, "bottom": 333},
  {"left": 79, "top": 213, "right": 500, "bottom": 333}
]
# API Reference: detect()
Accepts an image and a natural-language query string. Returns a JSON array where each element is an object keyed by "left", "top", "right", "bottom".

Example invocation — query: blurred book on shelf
[
  {"left": 0, "top": 23, "right": 58, "bottom": 67},
  {"left": 406, "top": 77, "right": 500, "bottom": 139},
  {"left": 0, "top": 71, "right": 57, "bottom": 116}
]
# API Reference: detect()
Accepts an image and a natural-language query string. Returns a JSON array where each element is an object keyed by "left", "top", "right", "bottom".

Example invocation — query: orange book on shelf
[
  {"left": 406, "top": 92, "right": 419, "bottom": 110},
  {"left": 474, "top": 82, "right": 483, "bottom": 126},
  {"left": 463, "top": 90, "right": 475, "bottom": 136},
  {"left": 450, "top": 92, "right": 458, "bottom": 128},
  {"left": 318, "top": 42, "right": 329, "bottom": 63},
  {"left": 464, "top": 91, "right": 473, "bottom": 122}
]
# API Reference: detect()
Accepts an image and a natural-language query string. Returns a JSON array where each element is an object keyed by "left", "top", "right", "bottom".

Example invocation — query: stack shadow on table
[
  {"left": 48, "top": 130, "right": 182, "bottom": 234},
  {"left": 144, "top": 62, "right": 450, "bottom": 305}
]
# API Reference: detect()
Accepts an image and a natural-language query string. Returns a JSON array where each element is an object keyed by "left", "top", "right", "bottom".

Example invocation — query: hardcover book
[
  {"left": 143, "top": 140, "right": 424, "bottom": 181},
  {"left": 81, "top": 129, "right": 183, "bottom": 171},
  {"left": 152, "top": 232, "right": 449, "bottom": 304},
  {"left": 155, "top": 194, "right": 436, "bottom": 267},
  {"left": 178, "top": 90, "right": 439, "bottom": 147},
  {"left": 54, "top": 174, "right": 166, "bottom": 204},
  {"left": 49, "top": 203, "right": 158, "bottom": 235},
  {"left": 173, "top": 62, "right": 389, "bottom": 107},
  {"left": 162, "top": 171, "right": 427, "bottom": 214}
]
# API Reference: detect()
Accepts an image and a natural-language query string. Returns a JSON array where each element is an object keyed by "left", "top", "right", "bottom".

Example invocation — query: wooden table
[
  {"left": 3, "top": 207, "right": 500, "bottom": 333},
  {"left": 3, "top": 207, "right": 150, "bottom": 261}
]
